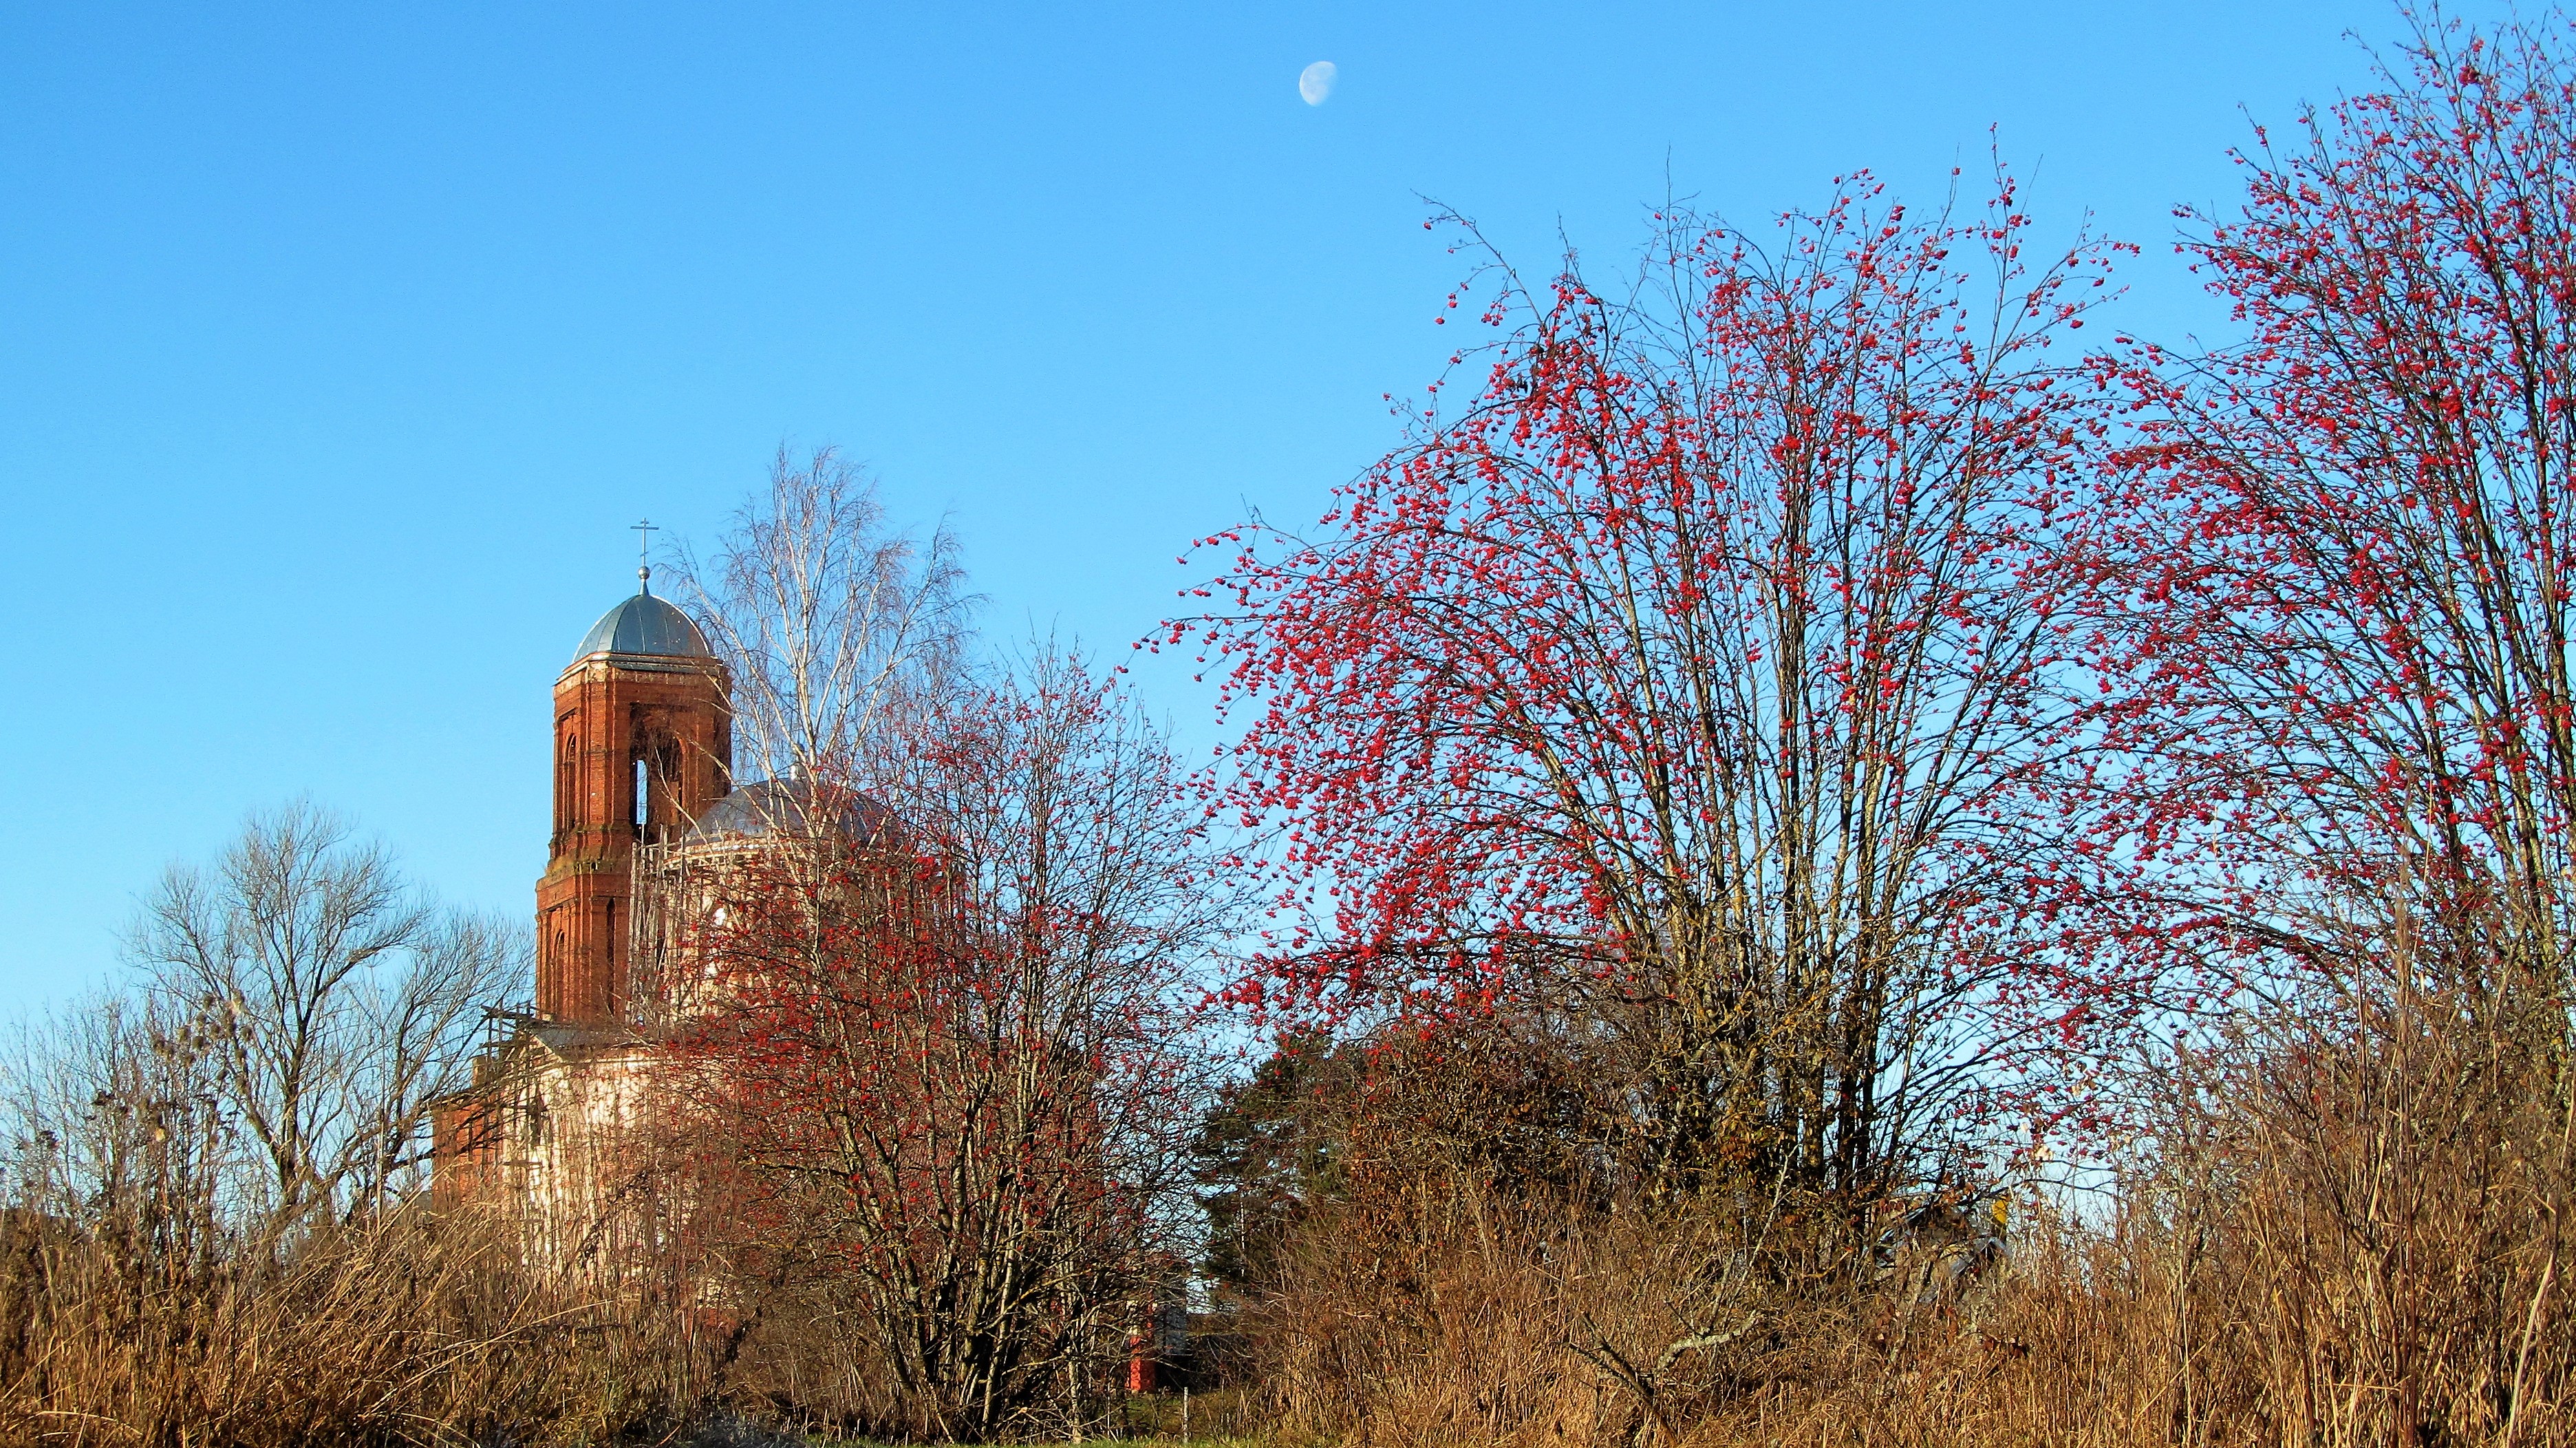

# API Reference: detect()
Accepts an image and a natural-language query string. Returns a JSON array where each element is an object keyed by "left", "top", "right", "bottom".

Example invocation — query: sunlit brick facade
[{"left": 430, "top": 576, "right": 730, "bottom": 1268}]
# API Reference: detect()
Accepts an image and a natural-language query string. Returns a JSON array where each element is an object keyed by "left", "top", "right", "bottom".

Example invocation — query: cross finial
[{"left": 631, "top": 518, "right": 658, "bottom": 594}]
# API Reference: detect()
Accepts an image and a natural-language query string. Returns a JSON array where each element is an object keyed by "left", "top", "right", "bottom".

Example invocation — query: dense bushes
[{"left": 1201, "top": 986, "right": 2575, "bottom": 1446}]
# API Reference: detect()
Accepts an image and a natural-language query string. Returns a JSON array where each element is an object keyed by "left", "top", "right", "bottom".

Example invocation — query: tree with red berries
[
  {"left": 2093, "top": 12, "right": 2576, "bottom": 1004},
  {"left": 1187, "top": 171, "right": 2134, "bottom": 1252},
  {"left": 665, "top": 650, "right": 1230, "bottom": 1442},
  {"left": 2080, "top": 14, "right": 2576, "bottom": 1438},
  {"left": 645, "top": 465, "right": 1238, "bottom": 1441}
]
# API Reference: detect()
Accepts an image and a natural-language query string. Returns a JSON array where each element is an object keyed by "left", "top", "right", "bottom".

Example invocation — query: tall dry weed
[
  {"left": 0, "top": 1203, "right": 700, "bottom": 1447},
  {"left": 1234, "top": 995, "right": 2575, "bottom": 1447}
]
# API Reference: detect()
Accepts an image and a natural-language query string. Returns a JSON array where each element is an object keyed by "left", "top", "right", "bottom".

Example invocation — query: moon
[{"left": 1299, "top": 61, "right": 1337, "bottom": 106}]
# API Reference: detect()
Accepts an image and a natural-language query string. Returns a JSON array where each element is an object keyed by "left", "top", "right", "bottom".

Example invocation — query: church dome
[
  {"left": 571, "top": 589, "right": 716, "bottom": 665},
  {"left": 686, "top": 777, "right": 901, "bottom": 849}
]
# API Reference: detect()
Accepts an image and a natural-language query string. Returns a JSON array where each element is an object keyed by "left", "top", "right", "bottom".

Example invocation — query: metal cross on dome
[{"left": 632, "top": 518, "right": 658, "bottom": 593}]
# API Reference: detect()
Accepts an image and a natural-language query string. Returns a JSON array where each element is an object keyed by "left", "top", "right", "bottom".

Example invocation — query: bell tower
[{"left": 537, "top": 569, "right": 731, "bottom": 1025}]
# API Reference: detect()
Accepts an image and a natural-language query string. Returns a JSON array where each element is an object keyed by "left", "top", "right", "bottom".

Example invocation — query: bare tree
[
  {"left": 1, "top": 989, "right": 231, "bottom": 1276},
  {"left": 120, "top": 801, "right": 521, "bottom": 1233},
  {"left": 672, "top": 445, "right": 970, "bottom": 794}
]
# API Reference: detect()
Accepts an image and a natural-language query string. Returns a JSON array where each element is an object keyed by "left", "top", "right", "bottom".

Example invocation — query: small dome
[
  {"left": 687, "top": 778, "right": 901, "bottom": 848},
  {"left": 571, "top": 590, "right": 715, "bottom": 665}
]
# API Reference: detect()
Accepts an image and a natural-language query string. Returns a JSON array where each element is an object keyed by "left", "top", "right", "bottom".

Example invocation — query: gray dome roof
[
  {"left": 572, "top": 590, "right": 715, "bottom": 665},
  {"left": 687, "top": 778, "right": 901, "bottom": 848}
]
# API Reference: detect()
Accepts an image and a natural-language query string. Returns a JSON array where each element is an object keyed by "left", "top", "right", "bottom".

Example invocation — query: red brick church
[
  {"left": 430, "top": 568, "right": 739, "bottom": 1259},
  {"left": 432, "top": 569, "right": 1191, "bottom": 1388}
]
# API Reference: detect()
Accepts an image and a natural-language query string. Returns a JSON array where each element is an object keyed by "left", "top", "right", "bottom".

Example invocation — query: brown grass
[
  {"left": 1229, "top": 1004, "right": 2576, "bottom": 1448},
  {"left": 0, "top": 1204, "right": 696, "bottom": 1447},
  {"left": 2, "top": 988, "right": 2563, "bottom": 1447}
]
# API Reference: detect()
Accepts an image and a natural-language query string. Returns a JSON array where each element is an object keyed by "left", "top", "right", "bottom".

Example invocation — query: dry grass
[
  {"left": 0, "top": 983, "right": 2562, "bottom": 1448},
  {"left": 0, "top": 1203, "right": 698, "bottom": 1447},
  {"left": 1227, "top": 1001, "right": 2576, "bottom": 1448},
  {"left": 1234, "top": 1187, "right": 2572, "bottom": 1448},
  {"left": 6, "top": 1006, "right": 2564, "bottom": 1448}
]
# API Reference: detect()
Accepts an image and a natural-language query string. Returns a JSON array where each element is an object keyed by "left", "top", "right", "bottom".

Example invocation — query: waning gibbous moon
[{"left": 1299, "top": 61, "right": 1338, "bottom": 106}]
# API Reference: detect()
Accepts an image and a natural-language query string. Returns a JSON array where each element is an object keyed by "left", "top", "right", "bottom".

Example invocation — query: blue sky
[{"left": 0, "top": 1, "right": 2511, "bottom": 1012}]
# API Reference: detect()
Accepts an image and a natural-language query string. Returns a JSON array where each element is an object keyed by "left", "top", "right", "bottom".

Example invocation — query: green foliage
[{"left": 1190, "top": 1032, "right": 1355, "bottom": 1301}]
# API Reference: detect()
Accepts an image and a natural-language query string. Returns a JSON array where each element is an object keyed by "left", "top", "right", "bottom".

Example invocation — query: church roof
[
  {"left": 571, "top": 588, "right": 715, "bottom": 665},
  {"left": 686, "top": 776, "right": 903, "bottom": 848}
]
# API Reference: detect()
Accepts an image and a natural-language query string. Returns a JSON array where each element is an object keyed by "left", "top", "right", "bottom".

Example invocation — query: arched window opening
[
  {"left": 557, "top": 732, "right": 579, "bottom": 839},
  {"left": 633, "top": 737, "right": 687, "bottom": 842}
]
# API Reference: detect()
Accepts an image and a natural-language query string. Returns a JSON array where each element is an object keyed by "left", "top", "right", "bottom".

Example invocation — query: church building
[
  {"left": 430, "top": 569, "right": 742, "bottom": 1265},
  {"left": 429, "top": 568, "right": 1188, "bottom": 1390}
]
